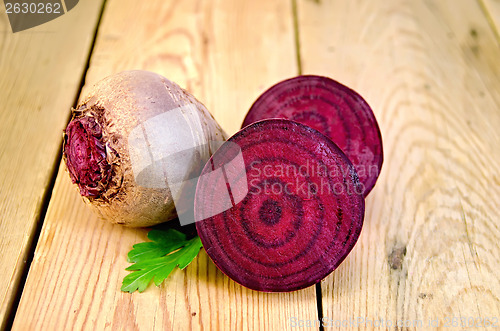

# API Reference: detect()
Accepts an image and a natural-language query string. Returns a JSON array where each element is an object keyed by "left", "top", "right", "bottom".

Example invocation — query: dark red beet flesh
[
  {"left": 64, "top": 116, "right": 111, "bottom": 198},
  {"left": 195, "top": 119, "right": 365, "bottom": 292},
  {"left": 242, "top": 75, "right": 383, "bottom": 197}
]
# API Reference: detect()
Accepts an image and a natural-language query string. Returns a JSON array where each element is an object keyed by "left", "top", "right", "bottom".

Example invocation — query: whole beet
[{"left": 64, "top": 70, "right": 225, "bottom": 227}]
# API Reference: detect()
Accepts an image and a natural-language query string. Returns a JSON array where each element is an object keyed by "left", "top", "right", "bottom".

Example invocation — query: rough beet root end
[{"left": 64, "top": 115, "right": 112, "bottom": 198}]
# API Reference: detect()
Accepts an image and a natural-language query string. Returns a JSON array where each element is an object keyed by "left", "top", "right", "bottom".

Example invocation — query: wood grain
[
  {"left": 297, "top": 0, "right": 500, "bottom": 328},
  {"left": 481, "top": 0, "right": 500, "bottom": 43},
  {"left": 0, "top": 1, "right": 104, "bottom": 327},
  {"left": 12, "top": 0, "right": 319, "bottom": 330}
]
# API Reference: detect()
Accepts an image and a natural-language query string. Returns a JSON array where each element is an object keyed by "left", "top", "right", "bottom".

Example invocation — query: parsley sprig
[{"left": 121, "top": 229, "right": 202, "bottom": 293}]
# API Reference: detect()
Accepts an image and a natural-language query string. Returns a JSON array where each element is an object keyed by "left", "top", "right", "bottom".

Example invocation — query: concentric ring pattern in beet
[
  {"left": 241, "top": 75, "right": 383, "bottom": 197},
  {"left": 195, "top": 119, "right": 365, "bottom": 292}
]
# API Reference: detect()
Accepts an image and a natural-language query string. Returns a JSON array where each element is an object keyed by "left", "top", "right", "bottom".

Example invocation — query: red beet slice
[
  {"left": 242, "top": 75, "right": 383, "bottom": 196},
  {"left": 195, "top": 119, "right": 364, "bottom": 292}
]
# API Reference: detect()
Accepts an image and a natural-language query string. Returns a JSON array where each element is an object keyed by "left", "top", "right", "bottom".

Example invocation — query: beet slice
[
  {"left": 242, "top": 75, "right": 383, "bottom": 196},
  {"left": 195, "top": 119, "right": 364, "bottom": 292}
]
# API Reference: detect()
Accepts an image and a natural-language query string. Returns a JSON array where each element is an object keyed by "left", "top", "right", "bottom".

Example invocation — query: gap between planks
[
  {"left": 4, "top": 1, "right": 109, "bottom": 329},
  {"left": 291, "top": 1, "right": 325, "bottom": 329}
]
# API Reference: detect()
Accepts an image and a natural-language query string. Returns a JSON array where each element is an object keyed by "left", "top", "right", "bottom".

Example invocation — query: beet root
[
  {"left": 64, "top": 70, "right": 225, "bottom": 227},
  {"left": 195, "top": 119, "right": 365, "bottom": 292},
  {"left": 242, "top": 75, "right": 383, "bottom": 196}
]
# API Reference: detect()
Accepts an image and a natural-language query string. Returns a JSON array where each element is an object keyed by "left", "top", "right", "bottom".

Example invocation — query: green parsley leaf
[
  {"left": 121, "top": 229, "right": 203, "bottom": 293},
  {"left": 126, "top": 229, "right": 187, "bottom": 263}
]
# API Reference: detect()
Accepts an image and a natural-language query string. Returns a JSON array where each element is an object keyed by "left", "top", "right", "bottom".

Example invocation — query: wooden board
[
  {"left": 297, "top": 0, "right": 500, "bottom": 328},
  {"left": 12, "top": 0, "right": 319, "bottom": 330},
  {"left": 481, "top": 0, "right": 500, "bottom": 42},
  {"left": 0, "top": 1, "right": 104, "bottom": 327}
]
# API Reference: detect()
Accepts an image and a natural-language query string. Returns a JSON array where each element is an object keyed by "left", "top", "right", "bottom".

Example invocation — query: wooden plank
[
  {"left": 297, "top": 0, "right": 500, "bottom": 328},
  {"left": 0, "top": 1, "right": 104, "bottom": 328},
  {"left": 480, "top": 0, "right": 500, "bottom": 43},
  {"left": 13, "top": 0, "right": 319, "bottom": 330}
]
